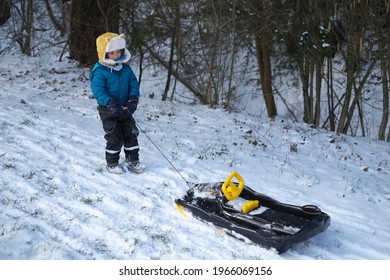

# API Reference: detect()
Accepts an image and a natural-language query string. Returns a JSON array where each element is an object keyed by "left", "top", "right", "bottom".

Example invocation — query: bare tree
[
  {"left": 283, "top": 0, "right": 332, "bottom": 126},
  {"left": 69, "top": 0, "right": 119, "bottom": 67},
  {"left": 250, "top": 0, "right": 276, "bottom": 118},
  {"left": 11, "top": 0, "right": 33, "bottom": 55},
  {"left": 336, "top": 0, "right": 385, "bottom": 136},
  {"left": 43, "top": 0, "right": 66, "bottom": 35},
  {"left": 161, "top": 0, "right": 180, "bottom": 102},
  {"left": 375, "top": 3, "right": 390, "bottom": 141}
]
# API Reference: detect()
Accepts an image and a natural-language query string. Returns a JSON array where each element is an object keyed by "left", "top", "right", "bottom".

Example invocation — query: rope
[{"left": 135, "top": 120, "right": 192, "bottom": 188}]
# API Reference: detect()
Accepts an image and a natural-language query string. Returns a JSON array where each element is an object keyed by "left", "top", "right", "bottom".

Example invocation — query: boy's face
[{"left": 107, "top": 49, "right": 122, "bottom": 60}]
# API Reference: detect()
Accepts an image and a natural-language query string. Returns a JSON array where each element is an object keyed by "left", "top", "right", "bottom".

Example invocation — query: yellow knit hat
[{"left": 96, "top": 32, "right": 131, "bottom": 65}]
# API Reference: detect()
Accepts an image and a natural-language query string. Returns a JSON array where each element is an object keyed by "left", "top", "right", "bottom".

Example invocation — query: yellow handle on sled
[
  {"left": 222, "top": 171, "right": 244, "bottom": 200},
  {"left": 242, "top": 200, "right": 259, "bottom": 213}
]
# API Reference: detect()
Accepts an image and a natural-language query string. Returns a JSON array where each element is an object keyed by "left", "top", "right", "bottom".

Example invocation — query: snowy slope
[{"left": 0, "top": 52, "right": 389, "bottom": 260}]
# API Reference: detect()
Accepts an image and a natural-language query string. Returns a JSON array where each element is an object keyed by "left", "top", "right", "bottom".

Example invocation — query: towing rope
[{"left": 135, "top": 120, "right": 192, "bottom": 188}]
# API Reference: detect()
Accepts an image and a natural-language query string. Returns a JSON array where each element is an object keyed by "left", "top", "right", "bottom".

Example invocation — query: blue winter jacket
[{"left": 90, "top": 62, "right": 140, "bottom": 107}]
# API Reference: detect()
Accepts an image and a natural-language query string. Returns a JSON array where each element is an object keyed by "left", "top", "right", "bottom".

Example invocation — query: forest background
[{"left": 0, "top": 0, "right": 389, "bottom": 141}]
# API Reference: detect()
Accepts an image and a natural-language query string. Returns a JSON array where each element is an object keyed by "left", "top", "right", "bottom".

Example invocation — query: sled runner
[{"left": 175, "top": 172, "right": 330, "bottom": 253}]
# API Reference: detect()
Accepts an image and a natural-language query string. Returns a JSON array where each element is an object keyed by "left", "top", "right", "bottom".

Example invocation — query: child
[{"left": 90, "top": 32, "right": 145, "bottom": 174}]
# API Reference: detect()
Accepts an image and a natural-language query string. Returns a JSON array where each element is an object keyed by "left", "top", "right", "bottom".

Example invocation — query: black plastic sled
[{"left": 175, "top": 172, "right": 330, "bottom": 253}]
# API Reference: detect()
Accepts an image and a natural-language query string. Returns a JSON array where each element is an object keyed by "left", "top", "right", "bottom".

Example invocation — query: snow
[{"left": 0, "top": 51, "right": 389, "bottom": 261}]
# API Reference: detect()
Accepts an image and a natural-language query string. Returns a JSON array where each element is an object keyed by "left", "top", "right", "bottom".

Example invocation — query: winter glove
[
  {"left": 126, "top": 96, "right": 139, "bottom": 116},
  {"left": 106, "top": 99, "right": 125, "bottom": 117}
]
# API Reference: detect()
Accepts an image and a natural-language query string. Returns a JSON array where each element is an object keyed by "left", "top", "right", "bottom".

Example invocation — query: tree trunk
[
  {"left": 387, "top": 63, "right": 390, "bottom": 142},
  {"left": 251, "top": 0, "right": 277, "bottom": 118},
  {"left": 14, "top": 0, "right": 33, "bottom": 56},
  {"left": 0, "top": 0, "right": 11, "bottom": 26},
  {"left": 337, "top": 30, "right": 358, "bottom": 134},
  {"left": 69, "top": 0, "right": 119, "bottom": 67},
  {"left": 378, "top": 40, "right": 389, "bottom": 141},
  {"left": 327, "top": 57, "right": 336, "bottom": 131},
  {"left": 162, "top": 30, "right": 176, "bottom": 101},
  {"left": 255, "top": 37, "right": 276, "bottom": 118},
  {"left": 43, "top": 0, "right": 66, "bottom": 35},
  {"left": 162, "top": 0, "right": 180, "bottom": 102},
  {"left": 309, "top": 59, "right": 314, "bottom": 124},
  {"left": 343, "top": 58, "right": 377, "bottom": 136},
  {"left": 314, "top": 57, "right": 323, "bottom": 127},
  {"left": 301, "top": 57, "right": 310, "bottom": 123}
]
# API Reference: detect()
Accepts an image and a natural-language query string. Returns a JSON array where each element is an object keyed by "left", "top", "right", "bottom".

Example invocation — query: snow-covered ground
[{"left": 0, "top": 51, "right": 389, "bottom": 261}]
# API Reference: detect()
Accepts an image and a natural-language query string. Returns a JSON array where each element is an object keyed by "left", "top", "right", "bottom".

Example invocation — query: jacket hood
[{"left": 96, "top": 32, "right": 131, "bottom": 65}]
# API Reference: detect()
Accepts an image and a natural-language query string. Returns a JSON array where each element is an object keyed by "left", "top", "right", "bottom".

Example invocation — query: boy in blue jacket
[{"left": 90, "top": 32, "right": 145, "bottom": 174}]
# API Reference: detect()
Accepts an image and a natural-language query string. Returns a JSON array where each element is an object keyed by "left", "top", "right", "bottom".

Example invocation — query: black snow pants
[{"left": 98, "top": 105, "right": 140, "bottom": 166}]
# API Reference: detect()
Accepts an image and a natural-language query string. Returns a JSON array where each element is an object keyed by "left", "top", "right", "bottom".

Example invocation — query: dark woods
[{"left": 1, "top": 0, "right": 389, "bottom": 140}]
